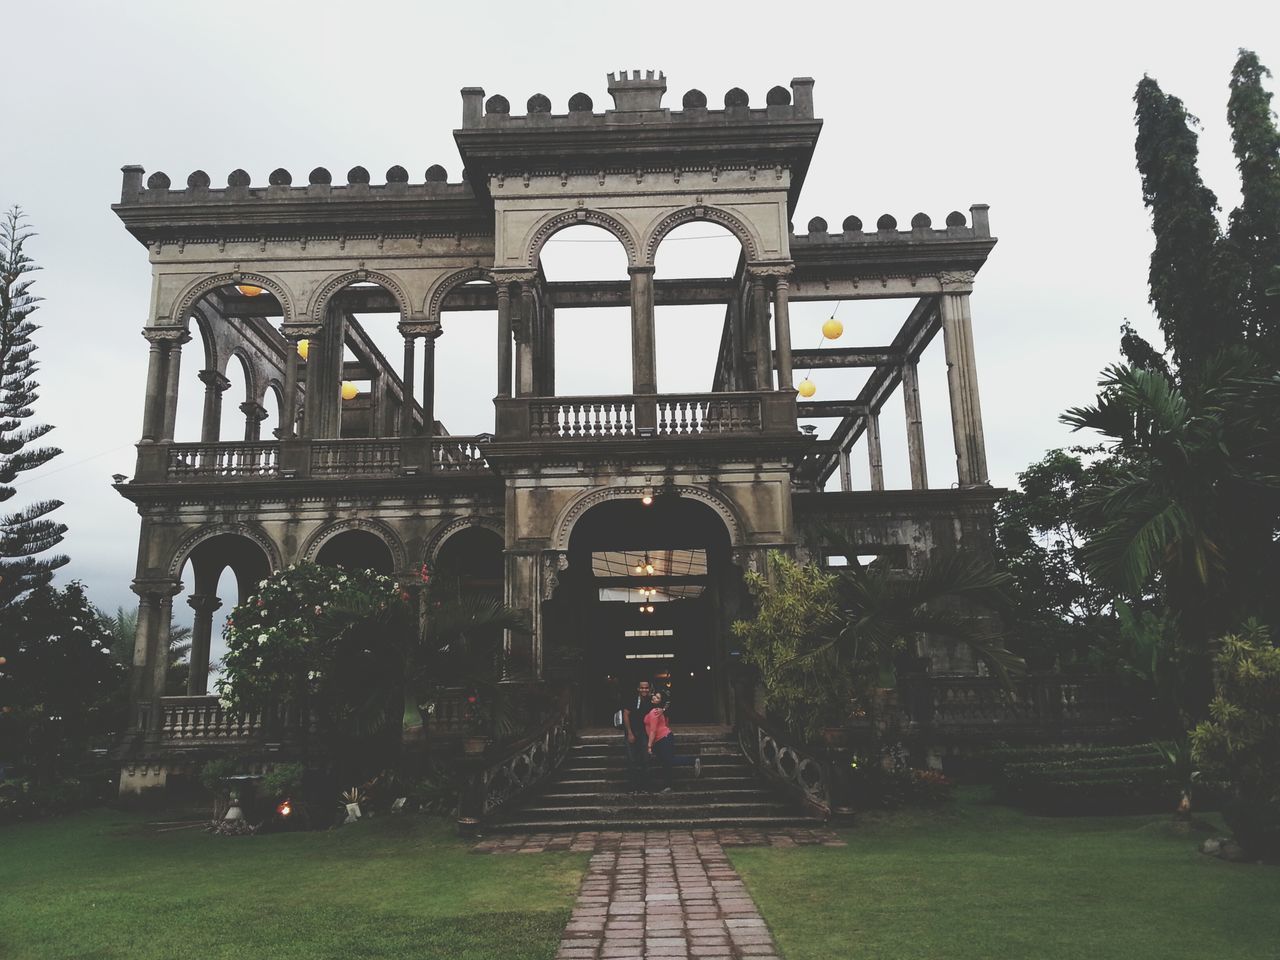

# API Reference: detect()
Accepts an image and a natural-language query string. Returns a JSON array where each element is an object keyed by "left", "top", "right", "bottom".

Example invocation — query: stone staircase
[{"left": 492, "top": 726, "right": 817, "bottom": 832}]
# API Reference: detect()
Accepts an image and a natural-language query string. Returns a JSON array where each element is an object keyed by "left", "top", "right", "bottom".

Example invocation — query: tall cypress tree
[
  {"left": 0, "top": 207, "right": 67, "bottom": 608},
  {"left": 1226, "top": 49, "right": 1280, "bottom": 353},
  {"left": 1133, "top": 76, "right": 1240, "bottom": 370}
]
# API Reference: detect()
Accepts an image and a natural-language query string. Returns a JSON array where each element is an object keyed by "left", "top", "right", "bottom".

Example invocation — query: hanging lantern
[
  {"left": 236, "top": 284, "right": 264, "bottom": 297},
  {"left": 340, "top": 381, "right": 358, "bottom": 400},
  {"left": 798, "top": 378, "right": 817, "bottom": 398},
  {"left": 297, "top": 339, "right": 309, "bottom": 361},
  {"left": 822, "top": 317, "right": 844, "bottom": 340}
]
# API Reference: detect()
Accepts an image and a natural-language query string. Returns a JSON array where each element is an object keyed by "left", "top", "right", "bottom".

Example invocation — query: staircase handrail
[
  {"left": 457, "top": 684, "right": 575, "bottom": 828},
  {"left": 734, "top": 688, "right": 833, "bottom": 819}
]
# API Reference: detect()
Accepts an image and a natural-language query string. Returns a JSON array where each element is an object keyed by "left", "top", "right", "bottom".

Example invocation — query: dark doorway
[{"left": 545, "top": 493, "right": 746, "bottom": 727}]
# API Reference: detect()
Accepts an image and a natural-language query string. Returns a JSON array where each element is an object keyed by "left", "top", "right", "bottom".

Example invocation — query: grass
[
  {"left": 0, "top": 810, "right": 586, "bottom": 960},
  {"left": 729, "top": 788, "right": 1280, "bottom": 960}
]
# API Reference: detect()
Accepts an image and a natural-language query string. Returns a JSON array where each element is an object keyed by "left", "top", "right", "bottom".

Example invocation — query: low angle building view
[{"left": 2, "top": 5, "right": 1278, "bottom": 959}]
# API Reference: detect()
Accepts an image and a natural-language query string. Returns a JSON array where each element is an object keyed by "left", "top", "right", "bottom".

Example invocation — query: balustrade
[
  {"left": 167, "top": 442, "right": 279, "bottom": 479},
  {"left": 310, "top": 439, "right": 401, "bottom": 476}
]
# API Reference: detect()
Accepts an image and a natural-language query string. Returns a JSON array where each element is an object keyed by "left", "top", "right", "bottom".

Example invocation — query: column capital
[
  {"left": 745, "top": 261, "right": 794, "bottom": 281},
  {"left": 130, "top": 578, "right": 184, "bottom": 601},
  {"left": 398, "top": 319, "right": 443, "bottom": 340},
  {"left": 141, "top": 326, "right": 191, "bottom": 345},
  {"left": 280, "top": 322, "right": 323, "bottom": 341},
  {"left": 198, "top": 368, "right": 232, "bottom": 392},
  {"left": 938, "top": 270, "right": 976, "bottom": 294},
  {"left": 239, "top": 400, "right": 269, "bottom": 422},
  {"left": 187, "top": 594, "right": 224, "bottom": 613}
]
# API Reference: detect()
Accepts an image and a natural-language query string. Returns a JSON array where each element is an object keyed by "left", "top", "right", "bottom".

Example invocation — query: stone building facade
[{"left": 112, "top": 72, "right": 997, "bottom": 793}]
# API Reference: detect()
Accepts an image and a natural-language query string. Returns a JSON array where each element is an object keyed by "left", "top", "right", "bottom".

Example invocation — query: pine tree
[
  {"left": 0, "top": 207, "right": 66, "bottom": 608},
  {"left": 1226, "top": 49, "right": 1280, "bottom": 353},
  {"left": 1133, "top": 77, "right": 1241, "bottom": 369}
]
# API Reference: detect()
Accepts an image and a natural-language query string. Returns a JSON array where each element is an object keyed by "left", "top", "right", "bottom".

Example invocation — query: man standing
[{"left": 621, "top": 678, "right": 653, "bottom": 794}]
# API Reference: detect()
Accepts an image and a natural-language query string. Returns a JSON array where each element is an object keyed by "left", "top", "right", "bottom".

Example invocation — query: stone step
[{"left": 489, "top": 814, "right": 816, "bottom": 832}]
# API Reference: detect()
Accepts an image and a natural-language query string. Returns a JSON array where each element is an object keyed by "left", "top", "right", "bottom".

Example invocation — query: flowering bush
[{"left": 215, "top": 562, "right": 405, "bottom": 728}]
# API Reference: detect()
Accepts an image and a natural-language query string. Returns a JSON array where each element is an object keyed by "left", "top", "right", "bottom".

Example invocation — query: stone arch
[
  {"left": 425, "top": 267, "right": 492, "bottom": 324},
  {"left": 524, "top": 209, "right": 640, "bottom": 269},
  {"left": 170, "top": 271, "right": 295, "bottom": 332},
  {"left": 165, "top": 522, "right": 282, "bottom": 579},
  {"left": 549, "top": 483, "right": 743, "bottom": 553},
  {"left": 309, "top": 269, "right": 413, "bottom": 323},
  {"left": 301, "top": 518, "right": 407, "bottom": 571},
  {"left": 642, "top": 205, "right": 761, "bottom": 266},
  {"left": 423, "top": 515, "right": 505, "bottom": 565}
]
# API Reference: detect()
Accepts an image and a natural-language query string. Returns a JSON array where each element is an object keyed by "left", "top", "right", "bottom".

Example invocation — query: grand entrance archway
[{"left": 544, "top": 493, "right": 749, "bottom": 726}]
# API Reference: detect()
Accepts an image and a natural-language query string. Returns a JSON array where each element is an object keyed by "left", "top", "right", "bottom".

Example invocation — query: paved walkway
[{"left": 473, "top": 828, "right": 845, "bottom": 959}]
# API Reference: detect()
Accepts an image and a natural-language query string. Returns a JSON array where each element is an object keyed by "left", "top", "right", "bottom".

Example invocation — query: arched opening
[
  {"left": 544, "top": 493, "right": 746, "bottom": 727},
  {"left": 434, "top": 525, "right": 504, "bottom": 600},
  {"left": 437, "top": 278, "right": 499, "bottom": 435},
  {"left": 175, "top": 531, "right": 275, "bottom": 695},
  {"left": 652, "top": 221, "right": 745, "bottom": 394},
  {"left": 314, "top": 529, "right": 395, "bottom": 576},
  {"left": 539, "top": 223, "right": 632, "bottom": 397}
]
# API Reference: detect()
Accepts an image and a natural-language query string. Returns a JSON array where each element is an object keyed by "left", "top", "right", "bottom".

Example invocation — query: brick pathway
[{"left": 473, "top": 828, "right": 845, "bottom": 959}]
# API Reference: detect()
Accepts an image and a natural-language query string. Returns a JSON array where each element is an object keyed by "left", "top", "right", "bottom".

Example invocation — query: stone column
[
  {"left": 422, "top": 325, "right": 440, "bottom": 439},
  {"left": 901, "top": 360, "right": 929, "bottom": 489},
  {"left": 160, "top": 333, "right": 190, "bottom": 441},
  {"left": 629, "top": 265, "right": 657, "bottom": 395},
  {"left": 839, "top": 443, "right": 853, "bottom": 492},
  {"left": 516, "top": 282, "right": 536, "bottom": 398},
  {"left": 773, "top": 275, "right": 794, "bottom": 390},
  {"left": 939, "top": 274, "right": 989, "bottom": 486},
  {"left": 400, "top": 334, "right": 417, "bottom": 437},
  {"left": 140, "top": 332, "right": 168, "bottom": 442},
  {"left": 750, "top": 274, "right": 771, "bottom": 390},
  {"left": 186, "top": 594, "right": 223, "bottom": 696},
  {"left": 241, "top": 401, "right": 268, "bottom": 441},
  {"left": 496, "top": 284, "right": 512, "bottom": 399},
  {"left": 865, "top": 410, "right": 885, "bottom": 491},
  {"left": 198, "top": 369, "right": 231, "bottom": 442}
]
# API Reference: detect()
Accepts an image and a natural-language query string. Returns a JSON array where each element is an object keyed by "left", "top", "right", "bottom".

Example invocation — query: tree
[
  {"left": 96, "top": 606, "right": 191, "bottom": 695},
  {"left": 994, "top": 449, "right": 1126, "bottom": 668},
  {"left": 0, "top": 207, "right": 66, "bottom": 608},
  {"left": 1133, "top": 77, "right": 1241, "bottom": 369},
  {"left": 733, "top": 545, "right": 1021, "bottom": 743},
  {"left": 1226, "top": 50, "right": 1280, "bottom": 352},
  {"left": 1062, "top": 350, "right": 1280, "bottom": 715},
  {"left": 0, "top": 583, "right": 127, "bottom": 785}
]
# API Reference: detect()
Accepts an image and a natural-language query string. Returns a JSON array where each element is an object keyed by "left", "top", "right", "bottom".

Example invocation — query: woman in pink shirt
[{"left": 645, "top": 691, "right": 702, "bottom": 792}]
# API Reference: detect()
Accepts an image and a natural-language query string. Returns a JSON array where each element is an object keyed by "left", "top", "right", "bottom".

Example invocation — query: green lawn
[
  {"left": 730, "top": 789, "right": 1280, "bottom": 960},
  {"left": 0, "top": 811, "right": 586, "bottom": 960}
]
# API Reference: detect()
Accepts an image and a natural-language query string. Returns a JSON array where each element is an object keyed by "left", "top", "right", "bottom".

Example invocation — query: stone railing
[
  {"left": 138, "top": 695, "right": 308, "bottom": 742},
  {"left": 497, "top": 390, "right": 795, "bottom": 441},
  {"left": 735, "top": 696, "right": 832, "bottom": 819},
  {"left": 657, "top": 393, "right": 761, "bottom": 434},
  {"left": 458, "top": 687, "right": 575, "bottom": 826},
  {"left": 167, "top": 442, "right": 280, "bottom": 479},
  {"left": 897, "top": 674, "right": 1127, "bottom": 735},
  {"left": 310, "top": 438, "right": 402, "bottom": 476},
  {"left": 432, "top": 435, "right": 492, "bottom": 472}
]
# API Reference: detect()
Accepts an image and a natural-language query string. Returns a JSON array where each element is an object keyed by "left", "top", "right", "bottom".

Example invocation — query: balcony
[
  {"left": 495, "top": 390, "right": 797, "bottom": 441},
  {"left": 133, "top": 435, "right": 494, "bottom": 483}
]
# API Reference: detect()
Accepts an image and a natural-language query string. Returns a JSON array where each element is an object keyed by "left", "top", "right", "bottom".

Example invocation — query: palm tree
[
  {"left": 97, "top": 605, "right": 191, "bottom": 694},
  {"left": 1061, "top": 351, "right": 1280, "bottom": 675}
]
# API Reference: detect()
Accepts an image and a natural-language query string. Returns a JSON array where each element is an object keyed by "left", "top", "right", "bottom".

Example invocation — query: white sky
[{"left": 4, "top": 0, "right": 1278, "bottom": 627}]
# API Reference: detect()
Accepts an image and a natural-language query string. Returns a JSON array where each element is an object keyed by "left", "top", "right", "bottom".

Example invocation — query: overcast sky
[{"left": 4, "top": 0, "right": 1278, "bottom": 628}]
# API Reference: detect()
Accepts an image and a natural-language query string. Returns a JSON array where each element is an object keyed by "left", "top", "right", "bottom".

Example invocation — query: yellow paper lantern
[
  {"left": 798, "top": 379, "right": 817, "bottom": 398},
  {"left": 340, "top": 381, "right": 359, "bottom": 400},
  {"left": 297, "top": 339, "right": 309, "bottom": 361},
  {"left": 236, "top": 284, "right": 264, "bottom": 297},
  {"left": 822, "top": 317, "right": 844, "bottom": 340}
]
